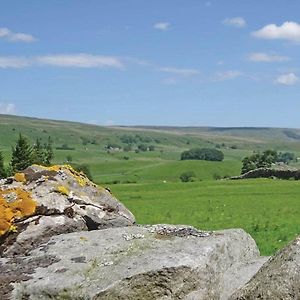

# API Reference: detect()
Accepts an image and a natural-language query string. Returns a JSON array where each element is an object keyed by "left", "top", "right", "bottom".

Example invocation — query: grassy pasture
[{"left": 112, "top": 179, "right": 300, "bottom": 256}]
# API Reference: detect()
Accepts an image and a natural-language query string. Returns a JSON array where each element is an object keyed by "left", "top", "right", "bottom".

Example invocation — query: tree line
[
  {"left": 0, "top": 134, "right": 53, "bottom": 178},
  {"left": 181, "top": 148, "right": 224, "bottom": 161},
  {"left": 241, "top": 150, "right": 296, "bottom": 174}
]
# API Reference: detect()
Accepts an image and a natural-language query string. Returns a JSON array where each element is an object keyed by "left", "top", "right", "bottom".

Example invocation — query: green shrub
[{"left": 180, "top": 171, "right": 196, "bottom": 182}]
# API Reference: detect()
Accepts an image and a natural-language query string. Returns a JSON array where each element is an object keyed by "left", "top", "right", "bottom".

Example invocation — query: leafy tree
[
  {"left": 181, "top": 148, "right": 224, "bottom": 161},
  {"left": 241, "top": 154, "right": 260, "bottom": 174},
  {"left": 260, "top": 150, "right": 278, "bottom": 167},
  {"left": 277, "top": 152, "right": 295, "bottom": 164},
  {"left": 10, "top": 134, "right": 33, "bottom": 172},
  {"left": 80, "top": 136, "right": 90, "bottom": 146},
  {"left": 148, "top": 145, "right": 155, "bottom": 151},
  {"left": 241, "top": 150, "right": 278, "bottom": 174},
  {"left": 138, "top": 144, "right": 148, "bottom": 152},
  {"left": 0, "top": 150, "right": 7, "bottom": 178},
  {"left": 180, "top": 171, "right": 196, "bottom": 182}
]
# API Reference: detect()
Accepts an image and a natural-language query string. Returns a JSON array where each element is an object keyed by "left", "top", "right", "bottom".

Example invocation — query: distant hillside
[{"left": 1, "top": 114, "right": 300, "bottom": 151}]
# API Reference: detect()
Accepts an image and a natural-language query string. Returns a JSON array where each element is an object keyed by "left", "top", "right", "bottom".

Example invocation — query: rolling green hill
[{"left": 1, "top": 114, "right": 300, "bottom": 183}]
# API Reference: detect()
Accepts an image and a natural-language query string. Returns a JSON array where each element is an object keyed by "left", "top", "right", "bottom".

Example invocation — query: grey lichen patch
[
  {"left": 145, "top": 224, "right": 211, "bottom": 238},
  {"left": 122, "top": 233, "right": 145, "bottom": 241}
]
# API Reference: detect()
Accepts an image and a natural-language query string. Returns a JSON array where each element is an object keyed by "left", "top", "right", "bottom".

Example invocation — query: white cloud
[
  {"left": 215, "top": 70, "right": 243, "bottom": 81},
  {"left": 0, "top": 28, "right": 10, "bottom": 37},
  {"left": 275, "top": 73, "right": 299, "bottom": 85},
  {"left": 0, "top": 56, "right": 31, "bottom": 68},
  {"left": 0, "top": 27, "right": 36, "bottom": 42},
  {"left": 36, "top": 54, "right": 124, "bottom": 69},
  {"left": 0, "top": 103, "right": 16, "bottom": 114},
  {"left": 248, "top": 52, "right": 290, "bottom": 62},
  {"left": 159, "top": 67, "right": 200, "bottom": 77},
  {"left": 223, "top": 17, "right": 246, "bottom": 28},
  {"left": 252, "top": 21, "right": 300, "bottom": 43},
  {"left": 153, "top": 22, "right": 171, "bottom": 31}
]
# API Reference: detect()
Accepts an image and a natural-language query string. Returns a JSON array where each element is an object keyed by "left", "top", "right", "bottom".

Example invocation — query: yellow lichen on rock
[
  {"left": 38, "top": 164, "right": 90, "bottom": 187},
  {"left": 55, "top": 185, "right": 69, "bottom": 196},
  {"left": 62, "top": 165, "right": 90, "bottom": 187},
  {"left": 34, "top": 164, "right": 62, "bottom": 172},
  {"left": 0, "top": 188, "right": 36, "bottom": 236},
  {"left": 14, "top": 172, "right": 26, "bottom": 183}
]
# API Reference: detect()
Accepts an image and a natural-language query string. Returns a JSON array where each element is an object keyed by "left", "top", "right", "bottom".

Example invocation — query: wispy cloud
[
  {"left": 252, "top": 21, "right": 300, "bottom": 43},
  {"left": 0, "top": 27, "right": 36, "bottom": 42},
  {"left": 0, "top": 56, "right": 31, "bottom": 68},
  {"left": 36, "top": 54, "right": 124, "bottom": 68},
  {"left": 153, "top": 22, "right": 171, "bottom": 31},
  {"left": 0, "top": 102, "right": 16, "bottom": 114},
  {"left": 0, "top": 54, "right": 124, "bottom": 69},
  {"left": 223, "top": 17, "right": 246, "bottom": 28},
  {"left": 275, "top": 73, "right": 299, "bottom": 85},
  {"left": 248, "top": 52, "right": 290, "bottom": 63},
  {"left": 215, "top": 70, "right": 243, "bottom": 81},
  {"left": 158, "top": 67, "right": 200, "bottom": 77}
]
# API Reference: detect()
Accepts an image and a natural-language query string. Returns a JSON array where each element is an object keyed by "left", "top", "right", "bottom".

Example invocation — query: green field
[
  {"left": 112, "top": 179, "right": 300, "bottom": 256},
  {"left": 1, "top": 114, "right": 300, "bottom": 256}
]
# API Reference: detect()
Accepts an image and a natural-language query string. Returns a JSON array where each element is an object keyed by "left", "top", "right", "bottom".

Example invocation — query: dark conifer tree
[
  {"left": 44, "top": 136, "right": 54, "bottom": 166},
  {"left": 10, "top": 134, "right": 33, "bottom": 172},
  {"left": 0, "top": 150, "right": 6, "bottom": 178},
  {"left": 32, "top": 138, "right": 45, "bottom": 165}
]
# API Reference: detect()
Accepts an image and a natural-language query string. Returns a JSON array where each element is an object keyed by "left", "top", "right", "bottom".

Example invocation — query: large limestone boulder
[
  {"left": 0, "top": 165, "right": 135, "bottom": 257},
  {"left": 230, "top": 236, "right": 300, "bottom": 299},
  {"left": 1, "top": 225, "right": 267, "bottom": 300}
]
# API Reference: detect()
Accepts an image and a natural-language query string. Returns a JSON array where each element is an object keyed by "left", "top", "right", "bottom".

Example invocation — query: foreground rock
[
  {"left": 1, "top": 225, "right": 267, "bottom": 300},
  {"left": 230, "top": 236, "right": 300, "bottom": 299},
  {"left": 0, "top": 165, "right": 135, "bottom": 257}
]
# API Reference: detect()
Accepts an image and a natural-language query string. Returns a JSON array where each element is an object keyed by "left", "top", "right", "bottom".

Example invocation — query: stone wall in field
[{"left": 231, "top": 167, "right": 300, "bottom": 180}]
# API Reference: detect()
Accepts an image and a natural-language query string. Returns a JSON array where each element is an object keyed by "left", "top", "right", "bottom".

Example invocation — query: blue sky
[{"left": 0, "top": 0, "right": 300, "bottom": 127}]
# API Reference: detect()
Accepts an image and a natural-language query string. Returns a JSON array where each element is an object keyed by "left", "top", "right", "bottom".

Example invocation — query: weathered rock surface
[
  {"left": 1, "top": 225, "right": 267, "bottom": 300},
  {"left": 230, "top": 236, "right": 300, "bottom": 299},
  {"left": 0, "top": 165, "right": 135, "bottom": 257}
]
